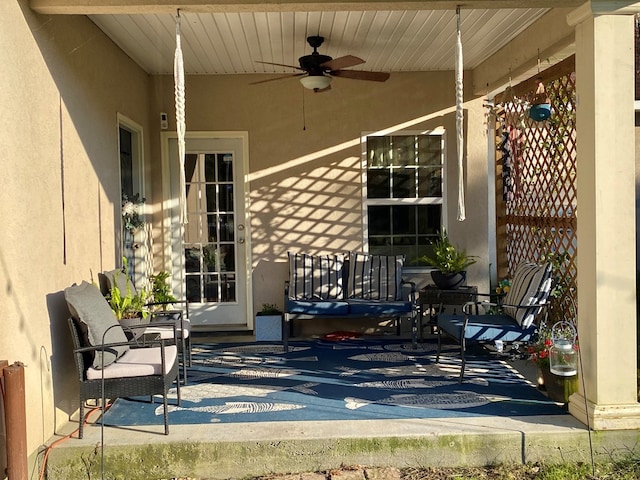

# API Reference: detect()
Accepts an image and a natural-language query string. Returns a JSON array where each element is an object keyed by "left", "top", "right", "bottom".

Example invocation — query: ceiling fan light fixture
[{"left": 300, "top": 75, "right": 332, "bottom": 91}]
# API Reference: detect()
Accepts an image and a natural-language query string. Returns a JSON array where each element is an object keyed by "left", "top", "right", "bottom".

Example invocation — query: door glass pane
[
  {"left": 206, "top": 185, "right": 217, "bottom": 212},
  {"left": 221, "top": 273, "right": 236, "bottom": 302},
  {"left": 204, "top": 154, "right": 216, "bottom": 182},
  {"left": 218, "top": 154, "right": 234, "bottom": 181},
  {"left": 220, "top": 214, "right": 234, "bottom": 241},
  {"left": 186, "top": 276, "right": 200, "bottom": 302},
  {"left": 185, "top": 247, "right": 201, "bottom": 273},
  {"left": 207, "top": 215, "right": 217, "bottom": 242},
  {"left": 203, "top": 275, "right": 218, "bottom": 302},
  {"left": 219, "top": 185, "right": 234, "bottom": 211}
]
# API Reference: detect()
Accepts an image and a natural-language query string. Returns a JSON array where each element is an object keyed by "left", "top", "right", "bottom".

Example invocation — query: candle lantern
[{"left": 549, "top": 321, "right": 578, "bottom": 377}]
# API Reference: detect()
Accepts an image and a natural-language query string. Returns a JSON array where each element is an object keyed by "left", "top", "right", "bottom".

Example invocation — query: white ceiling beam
[{"left": 30, "top": 0, "right": 583, "bottom": 15}]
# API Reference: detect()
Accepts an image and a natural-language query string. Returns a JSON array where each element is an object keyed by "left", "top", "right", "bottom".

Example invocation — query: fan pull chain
[{"left": 302, "top": 87, "right": 307, "bottom": 131}]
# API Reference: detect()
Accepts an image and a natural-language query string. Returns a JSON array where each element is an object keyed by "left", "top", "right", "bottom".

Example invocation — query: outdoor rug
[{"left": 101, "top": 338, "right": 566, "bottom": 428}]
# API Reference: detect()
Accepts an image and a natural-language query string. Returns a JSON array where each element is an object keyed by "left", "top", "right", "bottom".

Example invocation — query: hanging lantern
[
  {"left": 529, "top": 78, "right": 551, "bottom": 122},
  {"left": 549, "top": 321, "right": 578, "bottom": 377}
]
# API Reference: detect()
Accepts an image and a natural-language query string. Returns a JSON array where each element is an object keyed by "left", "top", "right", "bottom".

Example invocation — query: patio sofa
[{"left": 283, "top": 252, "right": 417, "bottom": 351}]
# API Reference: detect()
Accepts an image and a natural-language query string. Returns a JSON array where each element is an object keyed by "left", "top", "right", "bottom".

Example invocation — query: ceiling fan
[{"left": 252, "top": 36, "right": 390, "bottom": 92}]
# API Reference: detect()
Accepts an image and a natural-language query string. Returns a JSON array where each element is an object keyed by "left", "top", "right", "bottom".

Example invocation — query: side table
[{"left": 418, "top": 285, "right": 477, "bottom": 341}]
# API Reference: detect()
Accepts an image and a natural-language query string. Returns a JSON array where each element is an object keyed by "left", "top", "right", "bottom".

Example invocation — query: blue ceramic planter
[{"left": 529, "top": 103, "right": 551, "bottom": 121}]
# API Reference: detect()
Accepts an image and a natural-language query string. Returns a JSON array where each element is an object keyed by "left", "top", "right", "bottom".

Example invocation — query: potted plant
[
  {"left": 255, "top": 303, "right": 283, "bottom": 341},
  {"left": 419, "top": 229, "right": 477, "bottom": 289},
  {"left": 149, "top": 271, "right": 178, "bottom": 311},
  {"left": 106, "top": 261, "right": 150, "bottom": 326},
  {"left": 108, "top": 272, "right": 150, "bottom": 328}
]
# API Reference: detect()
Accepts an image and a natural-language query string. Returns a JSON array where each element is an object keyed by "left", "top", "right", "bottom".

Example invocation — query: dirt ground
[{"left": 243, "top": 463, "right": 547, "bottom": 480}]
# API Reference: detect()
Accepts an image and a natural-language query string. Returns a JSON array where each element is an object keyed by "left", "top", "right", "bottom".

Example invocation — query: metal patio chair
[{"left": 436, "top": 262, "right": 553, "bottom": 382}]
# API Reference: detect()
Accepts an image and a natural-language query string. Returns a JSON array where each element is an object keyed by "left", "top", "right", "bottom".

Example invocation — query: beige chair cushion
[
  {"left": 64, "top": 281, "right": 129, "bottom": 369},
  {"left": 145, "top": 317, "right": 191, "bottom": 339},
  {"left": 86, "top": 345, "right": 178, "bottom": 380}
]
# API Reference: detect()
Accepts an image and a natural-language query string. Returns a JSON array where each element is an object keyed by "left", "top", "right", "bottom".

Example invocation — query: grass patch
[{"left": 399, "top": 457, "right": 640, "bottom": 479}]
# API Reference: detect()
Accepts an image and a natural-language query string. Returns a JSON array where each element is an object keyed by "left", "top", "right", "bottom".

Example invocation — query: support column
[{"left": 567, "top": 4, "right": 640, "bottom": 429}]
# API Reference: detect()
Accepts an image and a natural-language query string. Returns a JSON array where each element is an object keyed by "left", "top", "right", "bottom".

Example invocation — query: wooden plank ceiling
[{"left": 88, "top": 9, "right": 551, "bottom": 75}]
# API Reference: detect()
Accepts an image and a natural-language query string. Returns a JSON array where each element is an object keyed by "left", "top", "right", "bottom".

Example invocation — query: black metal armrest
[{"left": 401, "top": 279, "right": 417, "bottom": 304}]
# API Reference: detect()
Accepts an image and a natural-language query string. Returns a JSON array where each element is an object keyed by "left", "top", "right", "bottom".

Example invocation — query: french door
[{"left": 164, "top": 133, "right": 251, "bottom": 329}]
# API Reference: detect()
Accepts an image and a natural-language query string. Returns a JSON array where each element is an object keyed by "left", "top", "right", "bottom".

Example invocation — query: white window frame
[{"left": 361, "top": 128, "right": 447, "bottom": 268}]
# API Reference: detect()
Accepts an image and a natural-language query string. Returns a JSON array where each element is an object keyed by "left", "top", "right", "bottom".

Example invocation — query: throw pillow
[
  {"left": 64, "top": 281, "right": 130, "bottom": 369},
  {"left": 288, "top": 253, "right": 344, "bottom": 300},
  {"left": 347, "top": 252, "right": 404, "bottom": 301},
  {"left": 503, "top": 262, "right": 553, "bottom": 328}
]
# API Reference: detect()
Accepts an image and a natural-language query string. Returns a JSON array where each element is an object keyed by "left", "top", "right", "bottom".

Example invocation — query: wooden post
[{"left": 3, "top": 362, "right": 27, "bottom": 480}]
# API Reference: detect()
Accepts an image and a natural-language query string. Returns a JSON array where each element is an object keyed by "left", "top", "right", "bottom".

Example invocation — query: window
[{"left": 363, "top": 132, "right": 444, "bottom": 266}]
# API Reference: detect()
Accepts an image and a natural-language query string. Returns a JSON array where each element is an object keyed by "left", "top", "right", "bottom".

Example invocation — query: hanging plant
[{"left": 529, "top": 79, "right": 551, "bottom": 122}]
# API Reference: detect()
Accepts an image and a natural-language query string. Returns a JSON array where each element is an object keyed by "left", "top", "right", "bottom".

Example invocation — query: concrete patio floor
[{"left": 43, "top": 334, "right": 640, "bottom": 480}]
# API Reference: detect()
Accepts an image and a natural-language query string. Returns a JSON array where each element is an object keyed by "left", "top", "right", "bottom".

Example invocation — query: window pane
[
  {"left": 392, "top": 205, "right": 415, "bottom": 235},
  {"left": 417, "top": 136, "right": 442, "bottom": 166},
  {"left": 392, "top": 170, "right": 415, "bottom": 198},
  {"left": 369, "top": 240, "right": 390, "bottom": 255},
  {"left": 368, "top": 206, "right": 391, "bottom": 235},
  {"left": 365, "top": 133, "right": 443, "bottom": 259},
  {"left": 368, "top": 137, "right": 391, "bottom": 167},
  {"left": 367, "top": 170, "right": 391, "bottom": 198},
  {"left": 418, "top": 168, "right": 442, "bottom": 197},
  {"left": 417, "top": 205, "right": 442, "bottom": 234},
  {"left": 392, "top": 136, "right": 415, "bottom": 167}
]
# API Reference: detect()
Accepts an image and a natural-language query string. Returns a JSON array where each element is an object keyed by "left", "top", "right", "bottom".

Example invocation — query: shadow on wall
[
  {"left": 250, "top": 151, "right": 364, "bottom": 310},
  {"left": 252, "top": 258, "right": 289, "bottom": 314},
  {"left": 46, "top": 291, "right": 79, "bottom": 435}
]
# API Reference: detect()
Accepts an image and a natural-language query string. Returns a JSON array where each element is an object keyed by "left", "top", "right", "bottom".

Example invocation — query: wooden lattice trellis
[{"left": 494, "top": 56, "right": 577, "bottom": 323}]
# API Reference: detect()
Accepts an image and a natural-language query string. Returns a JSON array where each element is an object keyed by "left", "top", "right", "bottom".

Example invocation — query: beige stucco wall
[
  {"left": 1, "top": 0, "right": 151, "bottom": 473},
  {"left": 149, "top": 71, "right": 491, "bottom": 315}
]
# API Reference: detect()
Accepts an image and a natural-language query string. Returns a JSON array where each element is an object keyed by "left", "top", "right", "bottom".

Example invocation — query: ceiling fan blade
[
  {"left": 255, "top": 60, "right": 304, "bottom": 71},
  {"left": 249, "top": 73, "right": 305, "bottom": 85},
  {"left": 331, "top": 70, "right": 390, "bottom": 82},
  {"left": 320, "top": 55, "right": 365, "bottom": 71}
]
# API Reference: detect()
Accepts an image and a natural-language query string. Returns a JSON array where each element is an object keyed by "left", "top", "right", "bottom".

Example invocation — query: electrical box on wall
[{"left": 160, "top": 112, "right": 168, "bottom": 130}]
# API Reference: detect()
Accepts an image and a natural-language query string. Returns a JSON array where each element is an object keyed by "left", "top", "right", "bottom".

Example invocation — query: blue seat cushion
[
  {"left": 438, "top": 314, "right": 536, "bottom": 343},
  {"left": 347, "top": 299, "right": 412, "bottom": 316},
  {"left": 286, "top": 299, "right": 350, "bottom": 316}
]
